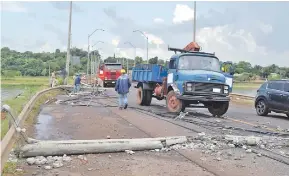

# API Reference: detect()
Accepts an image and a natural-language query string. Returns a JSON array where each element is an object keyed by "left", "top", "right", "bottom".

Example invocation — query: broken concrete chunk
[
  {"left": 125, "top": 150, "right": 135, "bottom": 155},
  {"left": 52, "top": 161, "right": 63, "bottom": 168},
  {"left": 44, "top": 165, "right": 52, "bottom": 170},
  {"left": 257, "top": 153, "right": 262, "bottom": 157},
  {"left": 246, "top": 149, "right": 252, "bottom": 153},
  {"left": 15, "top": 168, "right": 23, "bottom": 172},
  {"left": 198, "top": 132, "right": 206, "bottom": 136},
  {"left": 228, "top": 144, "right": 235, "bottom": 148},
  {"left": 26, "top": 157, "right": 36, "bottom": 165}
]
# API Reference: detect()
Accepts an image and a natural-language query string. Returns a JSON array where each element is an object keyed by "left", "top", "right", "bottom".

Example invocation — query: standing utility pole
[
  {"left": 133, "top": 30, "right": 149, "bottom": 64},
  {"left": 65, "top": 1, "right": 72, "bottom": 85},
  {"left": 124, "top": 41, "right": 136, "bottom": 72},
  {"left": 87, "top": 29, "right": 105, "bottom": 84},
  {"left": 193, "top": 1, "right": 197, "bottom": 42}
]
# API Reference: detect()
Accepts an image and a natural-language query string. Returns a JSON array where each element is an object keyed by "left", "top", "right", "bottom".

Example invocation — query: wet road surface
[{"left": 12, "top": 86, "right": 289, "bottom": 176}]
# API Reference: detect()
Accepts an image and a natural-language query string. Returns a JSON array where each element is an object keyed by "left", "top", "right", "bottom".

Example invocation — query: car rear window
[
  {"left": 267, "top": 82, "right": 284, "bottom": 91},
  {"left": 284, "top": 83, "right": 289, "bottom": 92}
]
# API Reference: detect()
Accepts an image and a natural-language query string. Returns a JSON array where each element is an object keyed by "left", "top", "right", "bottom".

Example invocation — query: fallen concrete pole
[
  {"left": 19, "top": 136, "right": 188, "bottom": 157},
  {"left": 26, "top": 136, "right": 187, "bottom": 145}
]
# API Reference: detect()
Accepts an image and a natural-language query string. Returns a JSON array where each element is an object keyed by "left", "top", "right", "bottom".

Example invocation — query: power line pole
[
  {"left": 64, "top": 1, "right": 72, "bottom": 85},
  {"left": 193, "top": 1, "right": 197, "bottom": 42}
]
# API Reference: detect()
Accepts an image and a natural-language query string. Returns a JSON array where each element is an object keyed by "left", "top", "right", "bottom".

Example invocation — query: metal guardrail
[
  {"left": 230, "top": 93, "right": 254, "bottom": 101},
  {"left": 0, "top": 85, "right": 72, "bottom": 172}
]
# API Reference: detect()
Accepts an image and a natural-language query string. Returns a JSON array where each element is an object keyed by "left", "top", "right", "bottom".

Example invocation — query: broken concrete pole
[
  {"left": 225, "top": 135, "right": 262, "bottom": 146},
  {"left": 19, "top": 140, "right": 163, "bottom": 158},
  {"left": 26, "top": 136, "right": 187, "bottom": 146}
]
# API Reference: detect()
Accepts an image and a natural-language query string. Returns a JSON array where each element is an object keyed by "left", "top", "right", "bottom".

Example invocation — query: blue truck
[{"left": 132, "top": 45, "right": 235, "bottom": 116}]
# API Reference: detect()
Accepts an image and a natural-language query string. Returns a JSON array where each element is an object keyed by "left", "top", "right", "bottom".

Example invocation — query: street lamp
[
  {"left": 133, "top": 30, "right": 149, "bottom": 64},
  {"left": 91, "top": 41, "right": 104, "bottom": 84},
  {"left": 193, "top": 1, "right": 197, "bottom": 42},
  {"left": 87, "top": 28, "right": 105, "bottom": 83},
  {"left": 124, "top": 41, "right": 136, "bottom": 72}
]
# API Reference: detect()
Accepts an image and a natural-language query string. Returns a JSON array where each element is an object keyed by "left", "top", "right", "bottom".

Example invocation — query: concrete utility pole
[
  {"left": 87, "top": 29, "right": 105, "bottom": 84},
  {"left": 133, "top": 30, "right": 149, "bottom": 64},
  {"left": 64, "top": 1, "right": 72, "bottom": 85},
  {"left": 193, "top": 1, "right": 197, "bottom": 42}
]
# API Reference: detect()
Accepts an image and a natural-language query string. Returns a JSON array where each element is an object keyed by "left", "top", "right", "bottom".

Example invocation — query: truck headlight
[
  {"left": 224, "top": 90, "right": 229, "bottom": 94},
  {"left": 224, "top": 85, "right": 229, "bottom": 94},
  {"left": 186, "top": 83, "right": 193, "bottom": 91}
]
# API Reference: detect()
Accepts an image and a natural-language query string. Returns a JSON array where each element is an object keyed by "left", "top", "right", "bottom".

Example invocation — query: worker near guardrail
[
  {"left": 73, "top": 73, "right": 81, "bottom": 93},
  {"left": 115, "top": 69, "right": 131, "bottom": 110}
]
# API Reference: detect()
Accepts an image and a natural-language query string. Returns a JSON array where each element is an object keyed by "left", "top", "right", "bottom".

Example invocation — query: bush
[{"left": 2, "top": 70, "right": 22, "bottom": 77}]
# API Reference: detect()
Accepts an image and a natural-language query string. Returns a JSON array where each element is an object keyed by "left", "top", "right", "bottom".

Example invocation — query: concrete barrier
[{"left": 0, "top": 85, "right": 71, "bottom": 172}]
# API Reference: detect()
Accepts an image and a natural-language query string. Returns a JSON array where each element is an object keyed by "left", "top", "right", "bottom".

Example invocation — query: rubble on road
[{"left": 25, "top": 154, "right": 72, "bottom": 169}]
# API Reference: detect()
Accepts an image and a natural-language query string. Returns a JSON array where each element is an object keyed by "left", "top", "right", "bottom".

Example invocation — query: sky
[{"left": 1, "top": 1, "right": 289, "bottom": 66}]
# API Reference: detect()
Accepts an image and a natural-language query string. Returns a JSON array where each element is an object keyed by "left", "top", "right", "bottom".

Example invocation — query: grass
[
  {"left": 1, "top": 85, "right": 45, "bottom": 139},
  {"left": 233, "top": 82, "right": 262, "bottom": 90},
  {"left": 1, "top": 76, "right": 66, "bottom": 176}
]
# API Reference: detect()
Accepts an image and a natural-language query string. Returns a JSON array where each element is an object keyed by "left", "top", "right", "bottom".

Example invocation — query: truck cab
[
  {"left": 132, "top": 43, "right": 231, "bottom": 117},
  {"left": 98, "top": 63, "right": 122, "bottom": 87}
]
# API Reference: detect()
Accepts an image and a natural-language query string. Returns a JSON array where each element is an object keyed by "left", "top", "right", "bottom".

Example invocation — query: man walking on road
[
  {"left": 115, "top": 69, "right": 131, "bottom": 110},
  {"left": 73, "top": 73, "right": 81, "bottom": 93}
]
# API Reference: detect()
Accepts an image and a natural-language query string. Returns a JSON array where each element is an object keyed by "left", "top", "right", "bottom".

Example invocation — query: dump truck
[
  {"left": 98, "top": 63, "right": 123, "bottom": 87},
  {"left": 132, "top": 42, "right": 234, "bottom": 116}
]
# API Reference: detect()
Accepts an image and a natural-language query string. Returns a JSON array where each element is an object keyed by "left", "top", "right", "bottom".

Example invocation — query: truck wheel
[
  {"left": 208, "top": 102, "right": 229, "bottom": 117},
  {"left": 144, "top": 90, "right": 152, "bottom": 106},
  {"left": 103, "top": 83, "right": 107, "bottom": 87},
  {"left": 137, "top": 86, "right": 146, "bottom": 105},
  {"left": 166, "top": 91, "right": 185, "bottom": 113}
]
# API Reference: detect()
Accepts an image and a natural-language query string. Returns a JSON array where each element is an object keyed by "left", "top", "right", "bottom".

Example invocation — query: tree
[{"left": 149, "top": 56, "right": 158, "bottom": 64}]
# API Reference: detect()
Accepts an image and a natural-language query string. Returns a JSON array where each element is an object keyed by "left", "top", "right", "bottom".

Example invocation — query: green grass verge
[
  {"left": 1, "top": 89, "right": 64, "bottom": 176},
  {"left": 233, "top": 82, "right": 262, "bottom": 89},
  {"left": 1, "top": 85, "right": 46, "bottom": 139}
]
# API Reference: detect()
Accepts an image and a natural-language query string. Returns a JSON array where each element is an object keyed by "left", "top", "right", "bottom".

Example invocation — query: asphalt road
[{"left": 108, "top": 84, "right": 289, "bottom": 135}]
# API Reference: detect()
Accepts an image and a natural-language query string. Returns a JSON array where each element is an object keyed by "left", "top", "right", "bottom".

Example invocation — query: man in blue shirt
[
  {"left": 115, "top": 69, "right": 131, "bottom": 110},
  {"left": 74, "top": 73, "right": 81, "bottom": 93}
]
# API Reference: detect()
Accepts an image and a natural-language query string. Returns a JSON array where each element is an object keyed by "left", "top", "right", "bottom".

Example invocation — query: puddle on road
[{"left": 34, "top": 106, "right": 72, "bottom": 140}]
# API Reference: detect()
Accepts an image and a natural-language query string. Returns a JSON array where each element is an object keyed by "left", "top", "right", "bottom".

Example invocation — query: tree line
[{"left": 1, "top": 47, "right": 289, "bottom": 81}]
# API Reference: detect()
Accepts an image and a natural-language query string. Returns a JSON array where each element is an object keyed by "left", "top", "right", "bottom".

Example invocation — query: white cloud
[
  {"left": 1, "top": 2, "right": 27, "bottom": 13},
  {"left": 144, "top": 33, "right": 164, "bottom": 46},
  {"left": 153, "top": 18, "right": 164, "bottom": 24},
  {"left": 173, "top": 4, "right": 194, "bottom": 24},
  {"left": 259, "top": 23, "right": 273, "bottom": 34}
]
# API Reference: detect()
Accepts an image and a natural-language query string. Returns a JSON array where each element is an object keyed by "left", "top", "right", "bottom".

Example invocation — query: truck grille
[{"left": 186, "top": 82, "right": 224, "bottom": 93}]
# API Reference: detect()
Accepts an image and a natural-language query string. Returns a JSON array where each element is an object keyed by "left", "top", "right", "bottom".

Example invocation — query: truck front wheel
[
  {"left": 208, "top": 102, "right": 229, "bottom": 117},
  {"left": 166, "top": 91, "right": 185, "bottom": 113}
]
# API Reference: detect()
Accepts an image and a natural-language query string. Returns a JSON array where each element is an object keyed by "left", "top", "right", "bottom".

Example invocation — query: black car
[{"left": 255, "top": 80, "right": 289, "bottom": 117}]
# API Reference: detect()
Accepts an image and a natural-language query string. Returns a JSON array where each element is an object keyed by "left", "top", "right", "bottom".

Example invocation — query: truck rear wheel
[
  {"left": 144, "top": 90, "right": 152, "bottom": 106},
  {"left": 137, "top": 86, "right": 146, "bottom": 105},
  {"left": 166, "top": 91, "right": 185, "bottom": 113},
  {"left": 208, "top": 102, "right": 229, "bottom": 117}
]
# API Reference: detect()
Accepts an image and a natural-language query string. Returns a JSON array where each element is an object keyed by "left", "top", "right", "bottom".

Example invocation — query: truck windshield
[
  {"left": 105, "top": 64, "right": 122, "bottom": 70},
  {"left": 178, "top": 55, "right": 220, "bottom": 72}
]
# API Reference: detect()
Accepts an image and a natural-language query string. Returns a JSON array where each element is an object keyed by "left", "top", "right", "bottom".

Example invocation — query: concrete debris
[
  {"left": 228, "top": 144, "right": 235, "bottom": 148},
  {"left": 280, "top": 151, "right": 285, "bottom": 155},
  {"left": 26, "top": 157, "right": 36, "bottom": 165},
  {"left": 155, "top": 149, "right": 160, "bottom": 152},
  {"left": 242, "top": 145, "right": 247, "bottom": 150},
  {"left": 216, "top": 157, "right": 222, "bottom": 161},
  {"left": 26, "top": 155, "right": 72, "bottom": 167},
  {"left": 215, "top": 120, "right": 221, "bottom": 123},
  {"left": 260, "top": 144, "right": 265, "bottom": 149},
  {"left": 257, "top": 153, "right": 262, "bottom": 157},
  {"left": 107, "top": 135, "right": 111, "bottom": 139},
  {"left": 276, "top": 126, "right": 283, "bottom": 131},
  {"left": 15, "top": 168, "right": 23, "bottom": 172},
  {"left": 108, "top": 155, "right": 112, "bottom": 158},
  {"left": 198, "top": 132, "right": 206, "bottom": 136},
  {"left": 44, "top": 165, "right": 52, "bottom": 170},
  {"left": 225, "top": 135, "right": 261, "bottom": 146},
  {"left": 52, "top": 161, "right": 63, "bottom": 168},
  {"left": 88, "top": 168, "right": 94, "bottom": 171},
  {"left": 125, "top": 150, "right": 135, "bottom": 155},
  {"left": 246, "top": 149, "right": 252, "bottom": 153}
]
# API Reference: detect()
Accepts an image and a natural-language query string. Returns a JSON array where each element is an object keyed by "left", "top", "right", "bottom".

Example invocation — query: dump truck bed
[{"left": 132, "top": 64, "right": 168, "bottom": 83}]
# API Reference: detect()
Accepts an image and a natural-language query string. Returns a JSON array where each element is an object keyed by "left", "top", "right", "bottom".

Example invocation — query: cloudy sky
[{"left": 1, "top": 1, "right": 289, "bottom": 66}]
